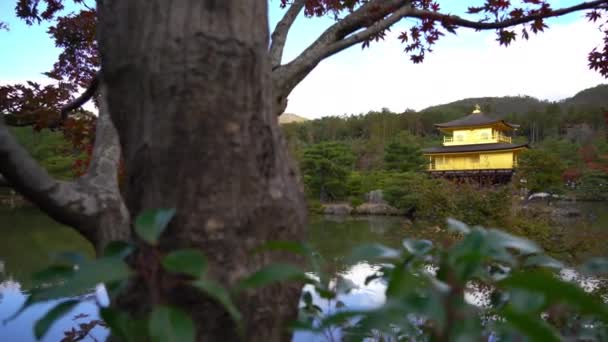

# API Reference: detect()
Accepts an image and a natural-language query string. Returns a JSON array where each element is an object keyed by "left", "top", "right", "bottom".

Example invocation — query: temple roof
[
  {"left": 434, "top": 112, "right": 519, "bottom": 130},
  {"left": 422, "top": 142, "right": 528, "bottom": 154}
]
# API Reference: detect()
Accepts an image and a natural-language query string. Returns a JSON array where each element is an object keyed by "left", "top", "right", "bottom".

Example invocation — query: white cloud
[{"left": 285, "top": 17, "right": 605, "bottom": 119}]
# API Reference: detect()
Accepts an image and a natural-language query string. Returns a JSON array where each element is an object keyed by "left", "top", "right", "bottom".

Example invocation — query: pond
[{"left": 1, "top": 203, "right": 607, "bottom": 341}]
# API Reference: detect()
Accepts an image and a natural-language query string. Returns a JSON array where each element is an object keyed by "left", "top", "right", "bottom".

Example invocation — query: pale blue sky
[{"left": 0, "top": 1, "right": 604, "bottom": 118}]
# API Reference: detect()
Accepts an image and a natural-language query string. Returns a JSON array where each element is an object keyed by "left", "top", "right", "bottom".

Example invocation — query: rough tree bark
[{"left": 97, "top": 0, "right": 306, "bottom": 340}]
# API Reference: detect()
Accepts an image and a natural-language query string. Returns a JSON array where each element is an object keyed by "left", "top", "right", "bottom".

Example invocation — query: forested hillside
[
  {"left": 562, "top": 84, "right": 608, "bottom": 108},
  {"left": 282, "top": 85, "right": 608, "bottom": 206},
  {"left": 422, "top": 95, "right": 547, "bottom": 117},
  {"left": 422, "top": 84, "right": 608, "bottom": 117}
]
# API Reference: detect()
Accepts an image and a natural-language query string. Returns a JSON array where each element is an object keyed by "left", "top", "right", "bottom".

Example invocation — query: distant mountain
[
  {"left": 421, "top": 84, "right": 608, "bottom": 117},
  {"left": 422, "top": 95, "right": 547, "bottom": 117},
  {"left": 279, "top": 113, "right": 308, "bottom": 124},
  {"left": 560, "top": 84, "right": 608, "bottom": 109}
]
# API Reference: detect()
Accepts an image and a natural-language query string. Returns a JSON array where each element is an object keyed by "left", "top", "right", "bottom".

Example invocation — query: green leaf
[
  {"left": 103, "top": 241, "right": 134, "bottom": 259},
  {"left": 193, "top": 279, "right": 242, "bottom": 329},
  {"left": 402, "top": 239, "right": 433, "bottom": 256},
  {"left": 509, "top": 288, "right": 546, "bottom": 314},
  {"left": 135, "top": 208, "right": 177, "bottom": 244},
  {"left": 7, "top": 256, "right": 131, "bottom": 325},
  {"left": 34, "top": 300, "right": 79, "bottom": 340},
  {"left": 237, "top": 263, "right": 306, "bottom": 290},
  {"left": 100, "top": 308, "right": 127, "bottom": 340},
  {"left": 501, "top": 305, "right": 561, "bottom": 342},
  {"left": 346, "top": 244, "right": 400, "bottom": 263},
  {"left": 486, "top": 229, "right": 541, "bottom": 255},
  {"left": 500, "top": 271, "right": 608, "bottom": 322},
  {"left": 33, "top": 257, "right": 130, "bottom": 302},
  {"left": 447, "top": 218, "right": 470, "bottom": 234},
  {"left": 386, "top": 262, "right": 423, "bottom": 298},
  {"left": 149, "top": 305, "right": 195, "bottom": 342},
  {"left": 523, "top": 255, "right": 564, "bottom": 270},
  {"left": 31, "top": 265, "right": 74, "bottom": 285},
  {"left": 162, "top": 249, "right": 207, "bottom": 278},
  {"left": 100, "top": 308, "right": 147, "bottom": 342},
  {"left": 51, "top": 251, "right": 88, "bottom": 267}
]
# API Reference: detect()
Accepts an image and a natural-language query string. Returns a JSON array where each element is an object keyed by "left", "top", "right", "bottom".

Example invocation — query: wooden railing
[
  {"left": 443, "top": 133, "right": 511, "bottom": 145},
  {"left": 492, "top": 133, "right": 512, "bottom": 143}
]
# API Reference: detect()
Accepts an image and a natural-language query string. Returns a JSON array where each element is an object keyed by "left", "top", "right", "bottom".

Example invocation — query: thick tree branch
[
  {"left": 0, "top": 113, "right": 99, "bottom": 240},
  {"left": 0, "top": 80, "right": 128, "bottom": 252},
  {"left": 272, "top": 0, "right": 408, "bottom": 115},
  {"left": 324, "top": 6, "right": 412, "bottom": 61},
  {"left": 409, "top": 0, "right": 608, "bottom": 31},
  {"left": 60, "top": 72, "right": 99, "bottom": 121},
  {"left": 270, "top": 0, "right": 307, "bottom": 69},
  {"left": 290, "top": 0, "right": 404, "bottom": 66}
]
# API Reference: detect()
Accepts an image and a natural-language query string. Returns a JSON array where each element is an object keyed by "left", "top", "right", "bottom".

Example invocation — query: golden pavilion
[{"left": 422, "top": 105, "right": 528, "bottom": 183}]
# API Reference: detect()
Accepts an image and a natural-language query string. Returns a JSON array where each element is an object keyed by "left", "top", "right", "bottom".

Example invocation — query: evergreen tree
[
  {"left": 518, "top": 149, "right": 565, "bottom": 194},
  {"left": 383, "top": 140, "right": 426, "bottom": 172},
  {"left": 301, "top": 142, "right": 354, "bottom": 202}
]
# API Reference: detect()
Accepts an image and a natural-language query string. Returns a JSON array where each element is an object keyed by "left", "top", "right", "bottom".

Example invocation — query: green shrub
[{"left": 576, "top": 170, "right": 608, "bottom": 201}]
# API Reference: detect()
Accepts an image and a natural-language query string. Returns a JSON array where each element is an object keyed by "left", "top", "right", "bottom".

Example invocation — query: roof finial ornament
[{"left": 472, "top": 104, "right": 481, "bottom": 114}]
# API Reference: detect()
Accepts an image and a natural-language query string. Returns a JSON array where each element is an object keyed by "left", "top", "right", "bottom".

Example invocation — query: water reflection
[
  {"left": 293, "top": 263, "right": 387, "bottom": 342},
  {"left": 0, "top": 207, "right": 606, "bottom": 341},
  {"left": 0, "top": 281, "right": 107, "bottom": 342},
  {"left": 0, "top": 208, "right": 100, "bottom": 341}
]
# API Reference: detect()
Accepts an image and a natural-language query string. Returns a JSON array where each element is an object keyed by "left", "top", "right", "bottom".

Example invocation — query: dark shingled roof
[
  {"left": 435, "top": 113, "right": 519, "bottom": 129},
  {"left": 422, "top": 143, "right": 528, "bottom": 154}
]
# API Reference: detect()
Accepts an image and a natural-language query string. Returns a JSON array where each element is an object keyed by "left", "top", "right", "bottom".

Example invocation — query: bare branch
[
  {"left": 293, "top": 0, "right": 403, "bottom": 64},
  {"left": 324, "top": 6, "right": 412, "bottom": 61},
  {"left": 0, "top": 113, "right": 99, "bottom": 241},
  {"left": 270, "top": 0, "right": 307, "bottom": 69},
  {"left": 60, "top": 72, "right": 99, "bottom": 121},
  {"left": 409, "top": 0, "right": 608, "bottom": 31}
]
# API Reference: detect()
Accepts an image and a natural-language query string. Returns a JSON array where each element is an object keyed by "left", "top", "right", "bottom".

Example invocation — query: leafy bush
[
  {"left": 9, "top": 127, "right": 78, "bottom": 180},
  {"left": 19, "top": 211, "right": 608, "bottom": 342},
  {"left": 295, "top": 220, "right": 608, "bottom": 341},
  {"left": 381, "top": 173, "right": 511, "bottom": 227},
  {"left": 576, "top": 170, "right": 608, "bottom": 201},
  {"left": 518, "top": 149, "right": 566, "bottom": 194}
]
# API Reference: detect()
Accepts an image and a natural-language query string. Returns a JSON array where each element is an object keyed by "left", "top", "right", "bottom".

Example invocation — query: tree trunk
[{"left": 97, "top": 1, "right": 307, "bottom": 341}]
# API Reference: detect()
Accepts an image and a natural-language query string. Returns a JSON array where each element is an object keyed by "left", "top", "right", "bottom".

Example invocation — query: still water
[{"left": 1, "top": 204, "right": 606, "bottom": 341}]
